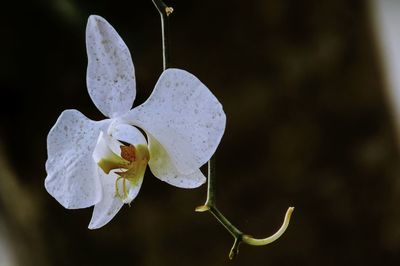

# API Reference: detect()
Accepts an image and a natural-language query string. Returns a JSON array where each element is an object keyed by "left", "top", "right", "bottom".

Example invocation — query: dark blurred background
[{"left": 1, "top": 0, "right": 400, "bottom": 265}]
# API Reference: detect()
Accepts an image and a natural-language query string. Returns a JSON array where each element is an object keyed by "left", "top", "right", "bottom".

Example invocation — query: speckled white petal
[
  {"left": 45, "top": 109, "right": 110, "bottom": 209},
  {"left": 88, "top": 170, "right": 122, "bottom": 229},
  {"left": 86, "top": 15, "right": 136, "bottom": 118},
  {"left": 124, "top": 68, "right": 226, "bottom": 174},
  {"left": 147, "top": 134, "right": 206, "bottom": 188},
  {"left": 88, "top": 168, "right": 144, "bottom": 229}
]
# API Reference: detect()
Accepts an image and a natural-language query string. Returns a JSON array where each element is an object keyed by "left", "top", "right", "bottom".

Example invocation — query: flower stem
[
  {"left": 151, "top": 0, "right": 173, "bottom": 70},
  {"left": 196, "top": 156, "right": 295, "bottom": 259},
  {"left": 151, "top": 0, "right": 294, "bottom": 259},
  {"left": 198, "top": 158, "right": 242, "bottom": 238}
]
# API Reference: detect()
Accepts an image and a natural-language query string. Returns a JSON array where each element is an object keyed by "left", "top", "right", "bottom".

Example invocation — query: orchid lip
[{"left": 93, "top": 131, "right": 149, "bottom": 203}]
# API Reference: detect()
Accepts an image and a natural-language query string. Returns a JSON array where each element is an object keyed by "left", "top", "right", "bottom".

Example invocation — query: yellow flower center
[{"left": 97, "top": 143, "right": 149, "bottom": 201}]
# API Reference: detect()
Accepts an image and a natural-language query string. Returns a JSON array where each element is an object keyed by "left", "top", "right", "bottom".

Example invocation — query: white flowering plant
[
  {"left": 44, "top": 15, "right": 226, "bottom": 229},
  {"left": 44, "top": 2, "right": 293, "bottom": 257}
]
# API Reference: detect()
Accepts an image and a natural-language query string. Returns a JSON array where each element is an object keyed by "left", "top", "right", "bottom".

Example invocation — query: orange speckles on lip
[{"left": 120, "top": 145, "right": 136, "bottom": 162}]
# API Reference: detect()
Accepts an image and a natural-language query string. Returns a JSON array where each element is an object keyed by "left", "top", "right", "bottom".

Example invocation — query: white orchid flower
[{"left": 44, "top": 15, "right": 226, "bottom": 229}]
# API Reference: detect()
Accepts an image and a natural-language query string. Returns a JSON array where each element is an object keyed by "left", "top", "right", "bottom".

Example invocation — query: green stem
[
  {"left": 195, "top": 156, "right": 243, "bottom": 259},
  {"left": 204, "top": 157, "right": 242, "bottom": 236},
  {"left": 151, "top": 0, "right": 172, "bottom": 70},
  {"left": 205, "top": 157, "right": 216, "bottom": 206},
  {"left": 151, "top": 0, "right": 294, "bottom": 259},
  {"left": 196, "top": 155, "right": 294, "bottom": 259}
]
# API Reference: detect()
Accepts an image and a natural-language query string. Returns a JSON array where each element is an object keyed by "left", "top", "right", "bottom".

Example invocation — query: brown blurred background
[{"left": 1, "top": 0, "right": 400, "bottom": 265}]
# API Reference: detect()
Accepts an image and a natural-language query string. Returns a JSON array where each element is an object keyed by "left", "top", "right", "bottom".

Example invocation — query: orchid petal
[
  {"left": 86, "top": 15, "right": 136, "bottom": 118},
  {"left": 88, "top": 169, "right": 144, "bottom": 229},
  {"left": 124, "top": 68, "right": 226, "bottom": 174},
  {"left": 45, "top": 109, "right": 109, "bottom": 209},
  {"left": 88, "top": 170, "right": 123, "bottom": 229},
  {"left": 88, "top": 170, "right": 143, "bottom": 229},
  {"left": 147, "top": 134, "right": 206, "bottom": 188}
]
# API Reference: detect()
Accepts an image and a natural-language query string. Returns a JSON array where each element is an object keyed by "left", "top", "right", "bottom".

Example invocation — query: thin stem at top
[{"left": 151, "top": 0, "right": 172, "bottom": 70}]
